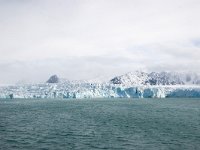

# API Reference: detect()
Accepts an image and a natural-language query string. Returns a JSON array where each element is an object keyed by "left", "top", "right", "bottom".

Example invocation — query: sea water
[{"left": 0, "top": 98, "right": 200, "bottom": 150}]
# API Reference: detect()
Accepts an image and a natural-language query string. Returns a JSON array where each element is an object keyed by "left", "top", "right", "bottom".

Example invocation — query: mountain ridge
[
  {"left": 110, "top": 71, "right": 200, "bottom": 86},
  {"left": 46, "top": 71, "right": 200, "bottom": 86}
]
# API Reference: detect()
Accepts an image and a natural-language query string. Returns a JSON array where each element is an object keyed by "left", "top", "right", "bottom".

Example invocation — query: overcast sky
[{"left": 0, "top": 0, "right": 200, "bottom": 84}]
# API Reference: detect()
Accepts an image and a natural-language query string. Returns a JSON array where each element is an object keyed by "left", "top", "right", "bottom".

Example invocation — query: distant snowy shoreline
[{"left": 1, "top": 71, "right": 200, "bottom": 99}]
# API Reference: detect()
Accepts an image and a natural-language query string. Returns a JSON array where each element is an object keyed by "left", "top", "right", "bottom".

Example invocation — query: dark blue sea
[{"left": 0, "top": 98, "right": 200, "bottom": 150}]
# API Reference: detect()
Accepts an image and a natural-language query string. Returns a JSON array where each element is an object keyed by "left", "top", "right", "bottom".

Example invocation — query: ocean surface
[{"left": 0, "top": 98, "right": 200, "bottom": 150}]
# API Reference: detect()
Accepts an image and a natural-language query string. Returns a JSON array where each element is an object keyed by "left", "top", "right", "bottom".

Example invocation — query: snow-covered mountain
[
  {"left": 110, "top": 71, "right": 149, "bottom": 86},
  {"left": 0, "top": 71, "right": 200, "bottom": 99},
  {"left": 110, "top": 71, "right": 200, "bottom": 86}
]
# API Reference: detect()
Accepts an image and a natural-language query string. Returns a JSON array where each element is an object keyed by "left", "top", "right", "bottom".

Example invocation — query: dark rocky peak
[{"left": 46, "top": 75, "right": 59, "bottom": 83}]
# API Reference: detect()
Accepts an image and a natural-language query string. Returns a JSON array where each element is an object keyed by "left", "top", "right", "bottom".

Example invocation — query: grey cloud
[{"left": 0, "top": 0, "right": 200, "bottom": 83}]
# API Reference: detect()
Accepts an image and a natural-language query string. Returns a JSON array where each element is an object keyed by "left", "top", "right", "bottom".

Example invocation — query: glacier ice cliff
[{"left": 0, "top": 84, "right": 200, "bottom": 99}]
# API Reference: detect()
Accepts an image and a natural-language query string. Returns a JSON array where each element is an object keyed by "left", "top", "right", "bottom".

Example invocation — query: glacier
[
  {"left": 1, "top": 84, "right": 200, "bottom": 99},
  {"left": 0, "top": 71, "right": 200, "bottom": 99}
]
